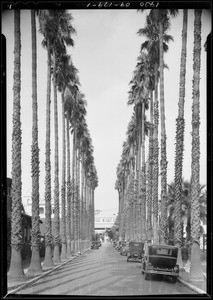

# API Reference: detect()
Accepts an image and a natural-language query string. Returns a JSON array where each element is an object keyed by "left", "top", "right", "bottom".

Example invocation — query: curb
[
  {"left": 177, "top": 274, "right": 206, "bottom": 295},
  {"left": 7, "top": 248, "right": 91, "bottom": 295}
]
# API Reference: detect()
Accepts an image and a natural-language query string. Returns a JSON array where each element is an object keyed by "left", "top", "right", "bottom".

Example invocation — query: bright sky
[{"left": 2, "top": 9, "right": 211, "bottom": 214}]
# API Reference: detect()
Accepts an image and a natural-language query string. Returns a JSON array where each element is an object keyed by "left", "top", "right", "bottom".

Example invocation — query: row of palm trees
[
  {"left": 115, "top": 9, "right": 205, "bottom": 279},
  {"left": 8, "top": 9, "right": 98, "bottom": 278}
]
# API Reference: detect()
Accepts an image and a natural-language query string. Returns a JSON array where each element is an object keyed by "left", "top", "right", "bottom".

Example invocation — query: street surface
[{"left": 17, "top": 241, "right": 196, "bottom": 296}]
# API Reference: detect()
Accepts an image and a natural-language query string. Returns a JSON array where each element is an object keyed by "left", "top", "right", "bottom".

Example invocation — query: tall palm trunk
[
  {"left": 90, "top": 187, "right": 94, "bottom": 241},
  {"left": 43, "top": 38, "right": 54, "bottom": 269},
  {"left": 28, "top": 9, "right": 42, "bottom": 275},
  {"left": 141, "top": 102, "right": 147, "bottom": 242},
  {"left": 8, "top": 10, "right": 25, "bottom": 278},
  {"left": 86, "top": 179, "right": 90, "bottom": 245},
  {"left": 136, "top": 104, "right": 142, "bottom": 241},
  {"left": 71, "top": 128, "right": 76, "bottom": 254},
  {"left": 132, "top": 171, "right": 137, "bottom": 240},
  {"left": 88, "top": 182, "right": 92, "bottom": 245},
  {"left": 147, "top": 92, "right": 154, "bottom": 243},
  {"left": 174, "top": 9, "right": 188, "bottom": 270},
  {"left": 76, "top": 148, "right": 81, "bottom": 253},
  {"left": 118, "top": 187, "right": 122, "bottom": 240},
  {"left": 120, "top": 184, "right": 125, "bottom": 240},
  {"left": 80, "top": 156, "right": 85, "bottom": 250},
  {"left": 66, "top": 111, "right": 72, "bottom": 257},
  {"left": 190, "top": 9, "right": 203, "bottom": 280},
  {"left": 130, "top": 171, "right": 135, "bottom": 240},
  {"left": 159, "top": 20, "right": 168, "bottom": 244},
  {"left": 85, "top": 177, "right": 89, "bottom": 247},
  {"left": 152, "top": 62, "right": 159, "bottom": 244},
  {"left": 61, "top": 89, "right": 67, "bottom": 260},
  {"left": 52, "top": 52, "right": 61, "bottom": 264},
  {"left": 123, "top": 179, "right": 128, "bottom": 241}
]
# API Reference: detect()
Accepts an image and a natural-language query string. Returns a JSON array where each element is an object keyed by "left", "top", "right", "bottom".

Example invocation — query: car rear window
[{"left": 156, "top": 248, "right": 173, "bottom": 255}]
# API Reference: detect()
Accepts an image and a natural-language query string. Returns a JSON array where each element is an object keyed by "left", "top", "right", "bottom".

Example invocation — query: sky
[{"left": 2, "top": 8, "right": 211, "bottom": 214}]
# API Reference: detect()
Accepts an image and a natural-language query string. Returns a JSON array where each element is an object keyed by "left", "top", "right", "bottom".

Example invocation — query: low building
[{"left": 94, "top": 209, "right": 117, "bottom": 234}]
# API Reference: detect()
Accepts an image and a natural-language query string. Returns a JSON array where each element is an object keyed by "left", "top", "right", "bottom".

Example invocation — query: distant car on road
[
  {"left": 127, "top": 241, "right": 144, "bottom": 262},
  {"left": 114, "top": 241, "right": 120, "bottom": 251},
  {"left": 141, "top": 244, "right": 179, "bottom": 283},
  {"left": 117, "top": 241, "right": 122, "bottom": 252},
  {"left": 120, "top": 242, "right": 130, "bottom": 256},
  {"left": 91, "top": 241, "right": 100, "bottom": 249},
  {"left": 119, "top": 241, "right": 127, "bottom": 255},
  {"left": 112, "top": 241, "right": 117, "bottom": 248}
]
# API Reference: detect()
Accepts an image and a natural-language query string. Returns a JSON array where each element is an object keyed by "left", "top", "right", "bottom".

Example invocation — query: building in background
[
  {"left": 94, "top": 209, "right": 117, "bottom": 235},
  {"left": 22, "top": 195, "right": 59, "bottom": 236}
]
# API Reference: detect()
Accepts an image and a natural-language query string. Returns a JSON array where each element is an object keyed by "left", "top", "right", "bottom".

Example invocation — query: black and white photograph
[{"left": 1, "top": 1, "right": 212, "bottom": 297}]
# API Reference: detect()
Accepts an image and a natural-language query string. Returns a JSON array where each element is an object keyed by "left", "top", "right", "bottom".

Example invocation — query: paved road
[{"left": 17, "top": 242, "right": 197, "bottom": 296}]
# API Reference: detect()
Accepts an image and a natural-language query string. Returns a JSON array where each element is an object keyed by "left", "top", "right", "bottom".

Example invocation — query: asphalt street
[{"left": 16, "top": 241, "right": 197, "bottom": 296}]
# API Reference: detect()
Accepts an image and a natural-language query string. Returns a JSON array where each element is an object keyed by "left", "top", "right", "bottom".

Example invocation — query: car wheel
[
  {"left": 170, "top": 276, "right": 177, "bottom": 283},
  {"left": 145, "top": 273, "right": 151, "bottom": 280}
]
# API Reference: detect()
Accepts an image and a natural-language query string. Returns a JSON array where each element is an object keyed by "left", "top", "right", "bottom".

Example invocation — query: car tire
[
  {"left": 170, "top": 277, "right": 177, "bottom": 283},
  {"left": 145, "top": 273, "right": 151, "bottom": 280}
]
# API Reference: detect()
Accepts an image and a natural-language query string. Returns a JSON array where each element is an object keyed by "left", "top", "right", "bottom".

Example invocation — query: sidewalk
[
  {"left": 7, "top": 249, "right": 90, "bottom": 295},
  {"left": 177, "top": 261, "right": 207, "bottom": 294}
]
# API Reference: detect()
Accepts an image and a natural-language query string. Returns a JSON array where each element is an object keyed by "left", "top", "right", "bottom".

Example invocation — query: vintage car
[
  {"left": 120, "top": 242, "right": 130, "bottom": 256},
  {"left": 97, "top": 240, "right": 102, "bottom": 247},
  {"left": 141, "top": 244, "right": 179, "bottom": 283},
  {"left": 117, "top": 241, "right": 124, "bottom": 252},
  {"left": 115, "top": 241, "right": 121, "bottom": 251},
  {"left": 112, "top": 241, "right": 117, "bottom": 248},
  {"left": 91, "top": 241, "right": 100, "bottom": 249},
  {"left": 119, "top": 241, "right": 127, "bottom": 255},
  {"left": 127, "top": 241, "right": 144, "bottom": 262}
]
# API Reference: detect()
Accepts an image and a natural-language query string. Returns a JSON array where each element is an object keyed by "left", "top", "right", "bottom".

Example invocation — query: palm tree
[
  {"left": 38, "top": 10, "right": 55, "bottom": 268},
  {"left": 8, "top": 9, "right": 25, "bottom": 278},
  {"left": 73, "top": 92, "right": 87, "bottom": 252},
  {"left": 148, "top": 9, "right": 178, "bottom": 244},
  {"left": 173, "top": 9, "right": 188, "bottom": 270},
  {"left": 80, "top": 124, "right": 91, "bottom": 250},
  {"left": 138, "top": 13, "right": 174, "bottom": 243},
  {"left": 60, "top": 80, "right": 67, "bottom": 260},
  {"left": 59, "top": 61, "right": 79, "bottom": 256},
  {"left": 123, "top": 115, "right": 136, "bottom": 241},
  {"left": 27, "top": 9, "right": 42, "bottom": 275},
  {"left": 128, "top": 52, "right": 150, "bottom": 242},
  {"left": 190, "top": 9, "right": 203, "bottom": 280},
  {"left": 66, "top": 108, "right": 72, "bottom": 257},
  {"left": 116, "top": 139, "right": 133, "bottom": 241},
  {"left": 51, "top": 11, "right": 75, "bottom": 262}
]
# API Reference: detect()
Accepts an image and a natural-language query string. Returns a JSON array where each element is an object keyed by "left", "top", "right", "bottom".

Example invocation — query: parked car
[
  {"left": 97, "top": 240, "right": 102, "bottom": 247},
  {"left": 115, "top": 241, "right": 120, "bottom": 250},
  {"left": 113, "top": 241, "right": 117, "bottom": 248},
  {"left": 120, "top": 242, "right": 130, "bottom": 256},
  {"left": 91, "top": 241, "right": 100, "bottom": 249},
  {"left": 127, "top": 241, "right": 144, "bottom": 262},
  {"left": 141, "top": 244, "right": 179, "bottom": 283},
  {"left": 119, "top": 241, "right": 127, "bottom": 255},
  {"left": 117, "top": 241, "right": 122, "bottom": 251}
]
